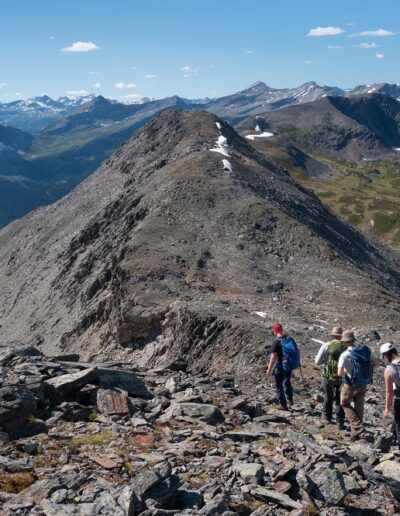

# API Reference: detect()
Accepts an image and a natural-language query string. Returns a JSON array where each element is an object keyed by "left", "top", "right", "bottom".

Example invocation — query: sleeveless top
[{"left": 388, "top": 360, "right": 400, "bottom": 399}]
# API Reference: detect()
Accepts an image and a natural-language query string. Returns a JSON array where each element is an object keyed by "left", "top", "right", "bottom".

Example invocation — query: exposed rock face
[
  {"left": 238, "top": 93, "right": 400, "bottom": 161},
  {"left": 0, "top": 109, "right": 399, "bottom": 371}
]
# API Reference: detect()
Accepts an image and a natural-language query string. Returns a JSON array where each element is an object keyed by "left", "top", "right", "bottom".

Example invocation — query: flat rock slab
[
  {"left": 96, "top": 388, "right": 130, "bottom": 416},
  {"left": 96, "top": 368, "right": 152, "bottom": 399},
  {"left": 308, "top": 463, "right": 348, "bottom": 505},
  {"left": 160, "top": 402, "right": 224, "bottom": 425},
  {"left": 0, "top": 455, "right": 33, "bottom": 472},
  {"left": 250, "top": 486, "right": 303, "bottom": 510},
  {"left": 233, "top": 460, "right": 264, "bottom": 484},
  {"left": 286, "top": 429, "right": 335, "bottom": 458},
  {"left": 374, "top": 460, "right": 400, "bottom": 499},
  {"left": 89, "top": 456, "right": 119, "bottom": 470},
  {"left": 134, "top": 453, "right": 169, "bottom": 465},
  {"left": 46, "top": 367, "right": 97, "bottom": 395}
]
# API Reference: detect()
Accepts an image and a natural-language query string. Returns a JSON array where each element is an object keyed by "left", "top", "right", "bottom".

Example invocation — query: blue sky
[{"left": 1, "top": 0, "right": 399, "bottom": 102}]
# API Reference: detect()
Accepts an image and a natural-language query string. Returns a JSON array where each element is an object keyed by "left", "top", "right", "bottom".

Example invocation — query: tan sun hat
[
  {"left": 341, "top": 330, "right": 356, "bottom": 343},
  {"left": 331, "top": 326, "right": 343, "bottom": 337}
]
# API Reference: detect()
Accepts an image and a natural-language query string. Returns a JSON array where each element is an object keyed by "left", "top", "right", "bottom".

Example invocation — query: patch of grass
[
  {"left": 71, "top": 431, "right": 114, "bottom": 446},
  {"left": 290, "top": 157, "right": 400, "bottom": 248},
  {"left": 0, "top": 471, "right": 37, "bottom": 493}
]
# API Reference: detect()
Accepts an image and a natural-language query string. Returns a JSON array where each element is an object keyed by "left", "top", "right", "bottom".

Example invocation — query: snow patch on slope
[{"left": 246, "top": 132, "right": 274, "bottom": 141}]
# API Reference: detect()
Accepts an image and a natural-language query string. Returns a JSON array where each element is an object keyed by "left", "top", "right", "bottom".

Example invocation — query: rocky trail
[{"left": 1, "top": 336, "right": 400, "bottom": 515}]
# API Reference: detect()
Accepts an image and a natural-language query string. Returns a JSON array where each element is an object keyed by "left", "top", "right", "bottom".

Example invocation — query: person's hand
[{"left": 384, "top": 408, "right": 390, "bottom": 418}]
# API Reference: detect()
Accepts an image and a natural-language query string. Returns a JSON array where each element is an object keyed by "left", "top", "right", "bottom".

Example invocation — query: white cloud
[
  {"left": 349, "top": 29, "right": 395, "bottom": 38},
  {"left": 180, "top": 65, "right": 199, "bottom": 76},
  {"left": 246, "top": 50, "right": 255, "bottom": 54},
  {"left": 0, "top": 82, "right": 8, "bottom": 88},
  {"left": 93, "top": 82, "right": 101, "bottom": 88},
  {"left": 375, "top": 53, "right": 385, "bottom": 59},
  {"left": 328, "top": 45, "right": 343, "bottom": 49},
  {"left": 210, "top": 64, "right": 216, "bottom": 69},
  {"left": 61, "top": 41, "right": 99, "bottom": 52},
  {"left": 144, "top": 74, "right": 157, "bottom": 79},
  {"left": 353, "top": 42, "right": 378, "bottom": 48},
  {"left": 115, "top": 82, "right": 137, "bottom": 89},
  {"left": 49, "top": 36, "right": 56, "bottom": 40},
  {"left": 308, "top": 26, "right": 344, "bottom": 36},
  {"left": 66, "top": 89, "right": 88, "bottom": 97},
  {"left": 90, "top": 71, "right": 100, "bottom": 75},
  {"left": 131, "top": 66, "right": 138, "bottom": 70},
  {"left": 15, "top": 92, "right": 22, "bottom": 97},
  {"left": 304, "top": 60, "right": 314, "bottom": 65}
]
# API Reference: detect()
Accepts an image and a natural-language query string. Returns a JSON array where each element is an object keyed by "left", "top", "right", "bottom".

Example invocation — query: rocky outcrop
[
  {"left": 0, "top": 346, "right": 399, "bottom": 514},
  {"left": 0, "top": 110, "right": 399, "bottom": 373}
]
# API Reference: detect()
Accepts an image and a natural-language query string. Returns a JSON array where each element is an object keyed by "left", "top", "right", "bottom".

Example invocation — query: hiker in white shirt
[{"left": 381, "top": 342, "right": 400, "bottom": 450}]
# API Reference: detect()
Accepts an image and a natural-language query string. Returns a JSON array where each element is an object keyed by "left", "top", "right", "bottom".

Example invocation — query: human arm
[
  {"left": 384, "top": 367, "right": 393, "bottom": 418},
  {"left": 266, "top": 352, "right": 277, "bottom": 376},
  {"left": 315, "top": 343, "right": 328, "bottom": 366},
  {"left": 337, "top": 351, "right": 346, "bottom": 377}
]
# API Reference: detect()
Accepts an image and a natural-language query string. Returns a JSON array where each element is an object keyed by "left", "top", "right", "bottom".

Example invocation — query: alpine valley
[{"left": 2, "top": 81, "right": 400, "bottom": 247}]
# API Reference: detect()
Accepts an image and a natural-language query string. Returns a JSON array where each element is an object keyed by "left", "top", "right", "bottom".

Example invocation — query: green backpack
[{"left": 324, "top": 340, "right": 345, "bottom": 385}]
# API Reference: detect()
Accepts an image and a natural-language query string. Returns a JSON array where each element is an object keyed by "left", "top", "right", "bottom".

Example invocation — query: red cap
[{"left": 271, "top": 322, "right": 283, "bottom": 333}]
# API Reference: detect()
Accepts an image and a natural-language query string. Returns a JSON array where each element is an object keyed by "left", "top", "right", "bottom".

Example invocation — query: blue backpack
[
  {"left": 349, "top": 344, "right": 373, "bottom": 387},
  {"left": 279, "top": 337, "right": 301, "bottom": 373}
]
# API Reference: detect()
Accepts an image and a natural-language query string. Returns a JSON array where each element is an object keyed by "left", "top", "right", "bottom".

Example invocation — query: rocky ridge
[
  {"left": 1, "top": 340, "right": 400, "bottom": 515},
  {"left": 0, "top": 109, "right": 400, "bottom": 369}
]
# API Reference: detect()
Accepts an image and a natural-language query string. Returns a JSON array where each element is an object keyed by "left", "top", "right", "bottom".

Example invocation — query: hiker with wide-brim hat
[
  {"left": 315, "top": 326, "right": 346, "bottom": 429},
  {"left": 338, "top": 331, "right": 378, "bottom": 439},
  {"left": 381, "top": 342, "right": 400, "bottom": 450}
]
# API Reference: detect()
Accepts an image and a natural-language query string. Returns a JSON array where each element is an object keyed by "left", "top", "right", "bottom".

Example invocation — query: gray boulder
[
  {"left": 307, "top": 463, "right": 348, "bottom": 505},
  {"left": 0, "top": 384, "right": 37, "bottom": 438},
  {"left": 160, "top": 402, "right": 224, "bottom": 425},
  {"left": 45, "top": 367, "right": 97, "bottom": 395},
  {"left": 96, "top": 388, "right": 131, "bottom": 416},
  {"left": 96, "top": 368, "right": 152, "bottom": 399},
  {"left": 374, "top": 460, "right": 400, "bottom": 499},
  {"left": 232, "top": 460, "right": 264, "bottom": 484}
]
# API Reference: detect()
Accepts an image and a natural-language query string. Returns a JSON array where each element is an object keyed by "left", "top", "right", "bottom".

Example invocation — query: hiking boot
[
  {"left": 287, "top": 400, "right": 294, "bottom": 408},
  {"left": 322, "top": 415, "right": 333, "bottom": 424},
  {"left": 277, "top": 404, "right": 289, "bottom": 411},
  {"left": 351, "top": 428, "right": 365, "bottom": 440},
  {"left": 338, "top": 421, "right": 346, "bottom": 431}
]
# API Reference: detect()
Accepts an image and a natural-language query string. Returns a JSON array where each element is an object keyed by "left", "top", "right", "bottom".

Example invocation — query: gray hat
[
  {"left": 341, "top": 330, "right": 356, "bottom": 343},
  {"left": 331, "top": 326, "right": 343, "bottom": 337}
]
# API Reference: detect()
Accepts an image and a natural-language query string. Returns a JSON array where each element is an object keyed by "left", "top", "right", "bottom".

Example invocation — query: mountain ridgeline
[
  {"left": 2, "top": 82, "right": 400, "bottom": 230},
  {"left": 0, "top": 110, "right": 399, "bottom": 371},
  {"left": 237, "top": 93, "right": 400, "bottom": 161}
]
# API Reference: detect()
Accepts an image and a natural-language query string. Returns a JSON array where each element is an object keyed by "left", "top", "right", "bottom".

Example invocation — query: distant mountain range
[
  {"left": 2, "top": 80, "right": 400, "bottom": 230},
  {"left": 2, "top": 80, "right": 400, "bottom": 133}
]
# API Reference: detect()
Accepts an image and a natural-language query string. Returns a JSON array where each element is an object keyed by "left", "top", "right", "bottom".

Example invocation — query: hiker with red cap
[{"left": 267, "top": 323, "right": 301, "bottom": 410}]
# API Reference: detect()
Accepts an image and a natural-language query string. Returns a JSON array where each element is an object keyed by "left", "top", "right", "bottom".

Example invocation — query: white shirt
[
  {"left": 315, "top": 342, "right": 329, "bottom": 366},
  {"left": 338, "top": 349, "right": 353, "bottom": 374}
]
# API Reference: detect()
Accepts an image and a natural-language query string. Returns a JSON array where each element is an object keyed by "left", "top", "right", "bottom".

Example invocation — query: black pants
[
  {"left": 274, "top": 368, "right": 293, "bottom": 407},
  {"left": 323, "top": 377, "right": 345, "bottom": 424},
  {"left": 393, "top": 398, "right": 400, "bottom": 447}
]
